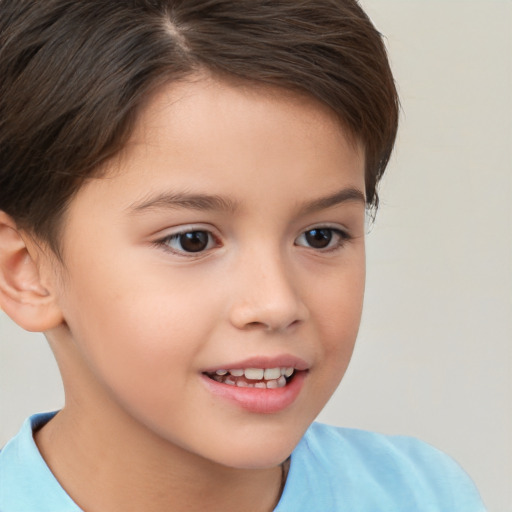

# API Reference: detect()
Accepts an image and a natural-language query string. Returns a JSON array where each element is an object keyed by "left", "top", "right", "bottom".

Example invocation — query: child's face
[{"left": 50, "top": 77, "right": 366, "bottom": 468}]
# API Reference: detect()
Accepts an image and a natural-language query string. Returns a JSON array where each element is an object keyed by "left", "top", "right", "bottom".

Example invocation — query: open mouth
[{"left": 203, "top": 367, "right": 296, "bottom": 389}]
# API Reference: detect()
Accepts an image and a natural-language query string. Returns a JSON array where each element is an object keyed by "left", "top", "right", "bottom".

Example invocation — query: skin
[{"left": 6, "top": 77, "right": 367, "bottom": 511}]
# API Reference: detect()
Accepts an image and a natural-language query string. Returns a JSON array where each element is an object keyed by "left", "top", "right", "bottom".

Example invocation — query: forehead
[
  {"left": 64, "top": 77, "right": 365, "bottom": 226},
  {"left": 113, "top": 77, "right": 362, "bottom": 178},
  {"left": 139, "top": 78, "right": 355, "bottom": 141}
]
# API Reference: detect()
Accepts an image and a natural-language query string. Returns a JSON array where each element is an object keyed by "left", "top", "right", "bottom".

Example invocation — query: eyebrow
[
  {"left": 126, "top": 187, "right": 365, "bottom": 216},
  {"left": 298, "top": 187, "right": 366, "bottom": 215},
  {"left": 127, "top": 191, "right": 240, "bottom": 215}
]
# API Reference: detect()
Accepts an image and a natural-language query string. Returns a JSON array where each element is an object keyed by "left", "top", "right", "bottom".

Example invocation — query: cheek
[
  {"left": 293, "top": 264, "right": 364, "bottom": 423},
  {"left": 314, "top": 257, "right": 365, "bottom": 331},
  {"left": 309, "top": 259, "right": 365, "bottom": 375},
  {"left": 58, "top": 260, "right": 215, "bottom": 396}
]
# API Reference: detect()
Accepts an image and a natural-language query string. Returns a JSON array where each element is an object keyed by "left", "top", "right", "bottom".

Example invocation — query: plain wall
[
  {"left": 1, "top": 1, "right": 511, "bottom": 510},
  {"left": 318, "top": 1, "right": 512, "bottom": 510}
]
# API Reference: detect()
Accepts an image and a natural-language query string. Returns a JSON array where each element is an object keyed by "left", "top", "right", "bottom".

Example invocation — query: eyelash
[
  {"left": 294, "top": 227, "right": 350, "bottom": 252},
  {"left": 154, "top": 229, "right": 219, "bottom": 256},
  {"left": 154, "top": 226, "right": 350, "bottom": 257}
]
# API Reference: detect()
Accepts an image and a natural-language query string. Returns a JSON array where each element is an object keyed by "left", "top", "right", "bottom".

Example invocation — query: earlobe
[{"left": 0, "top": 212, "right": 64, "bottom": 332}]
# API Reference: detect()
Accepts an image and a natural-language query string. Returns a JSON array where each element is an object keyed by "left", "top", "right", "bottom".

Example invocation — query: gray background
[{"left": 1, "top": 1, "right": 511, "bottom": 510}]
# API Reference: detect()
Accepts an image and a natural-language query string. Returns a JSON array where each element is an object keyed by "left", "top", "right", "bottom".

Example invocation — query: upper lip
[{"left": 202, "top": 355, "right": 310, "bottom": 373}]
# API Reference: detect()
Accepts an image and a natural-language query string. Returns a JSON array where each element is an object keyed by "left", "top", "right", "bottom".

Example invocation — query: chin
[{"left": 199, "top": 423, "right": 309, "bottom": 470}]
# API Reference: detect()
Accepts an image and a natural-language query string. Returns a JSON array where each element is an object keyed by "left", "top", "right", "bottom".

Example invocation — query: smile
[
  {"left": 204, "top": 367, "right": 295, "bottom": 389},
  {"left": 201, "top": 356, "right": 309, "bottom": 413}
]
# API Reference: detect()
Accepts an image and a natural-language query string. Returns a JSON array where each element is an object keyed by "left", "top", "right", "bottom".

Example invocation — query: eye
[
  {"left": 295, "top": 227, "right": 348, "bottom": 250},
  {"left": 158, "top": 230, "right": 216, "bottom": 254}
]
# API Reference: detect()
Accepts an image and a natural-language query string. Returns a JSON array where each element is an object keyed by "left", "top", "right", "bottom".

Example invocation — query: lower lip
[{"left": 201, "top": 371, "right": 307, "bottom": 414}]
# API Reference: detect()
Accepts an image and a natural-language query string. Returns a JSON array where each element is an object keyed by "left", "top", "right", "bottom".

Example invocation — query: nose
[{"left": 228, "top": 248, "right": 309, "bottom": 332}]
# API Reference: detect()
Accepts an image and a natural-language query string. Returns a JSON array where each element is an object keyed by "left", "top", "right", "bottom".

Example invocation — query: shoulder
[
  {"left": 0, "top": 412, "right": 81, "bottom": 512},
  {"left": 275, "top": 422, "right": 486, "bottom": 512},
  {"left": 303, "top": 422, "right": 472, "bottom": 481}
]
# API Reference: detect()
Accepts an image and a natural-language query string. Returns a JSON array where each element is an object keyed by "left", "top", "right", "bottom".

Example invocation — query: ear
[{"left": 0, "top": 211, "right": 64, "bottom": 332}]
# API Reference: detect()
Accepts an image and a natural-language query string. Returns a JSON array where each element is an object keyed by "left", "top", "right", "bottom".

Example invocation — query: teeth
[
  {"left": 213, "top": 375, "right": 289, "bottom": 389},
  {"left": 223, "top": 367, "right": 294, "bottom": 380},
  {"left": 244, "top": 368, "right": 264, "bottom": 380},
  {"left": 209, "top": 366, "right": 297, "bottom": 387},
  {"left": 264, "top": 368, "right": 282, "bottom": 380}
]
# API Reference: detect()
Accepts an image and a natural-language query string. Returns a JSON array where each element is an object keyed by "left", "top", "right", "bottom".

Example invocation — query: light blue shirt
[{"left": 0, "top": 412, "right": 486, "bottom": 511}]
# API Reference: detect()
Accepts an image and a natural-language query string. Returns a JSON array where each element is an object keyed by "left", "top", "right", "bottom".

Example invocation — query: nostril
[
  {"left": 239, "top": 321, "right": 267, "bottom": 331},
  {"left": 229, "top": 290, "right": 308, "bottom": 332},
  {"left": 244, "top": 318, "right": 302, "bottom": 332}
]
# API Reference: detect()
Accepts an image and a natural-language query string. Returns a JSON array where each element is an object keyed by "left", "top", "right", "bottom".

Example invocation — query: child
[{"left": 0, "top": 1, "right": 486, "bottom": 510}]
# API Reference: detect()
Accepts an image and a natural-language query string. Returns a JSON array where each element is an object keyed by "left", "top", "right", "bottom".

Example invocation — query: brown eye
[
  {"left": 178, "top": 231, "right": 210, "bottom": 252},
  {"left": 304, "top": 228, "right": 333, "bottom": 249},
  {"left": 295, "top": 227, "right": 348, "bottom": 251},
  {"left": 161, "top": 230, "right": 214, "bottom": 254}
]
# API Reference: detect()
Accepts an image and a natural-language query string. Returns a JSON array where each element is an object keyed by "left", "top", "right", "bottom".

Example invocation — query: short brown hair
[{"left": 0, "top": 0, "right": 399, "bottom": 254}]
